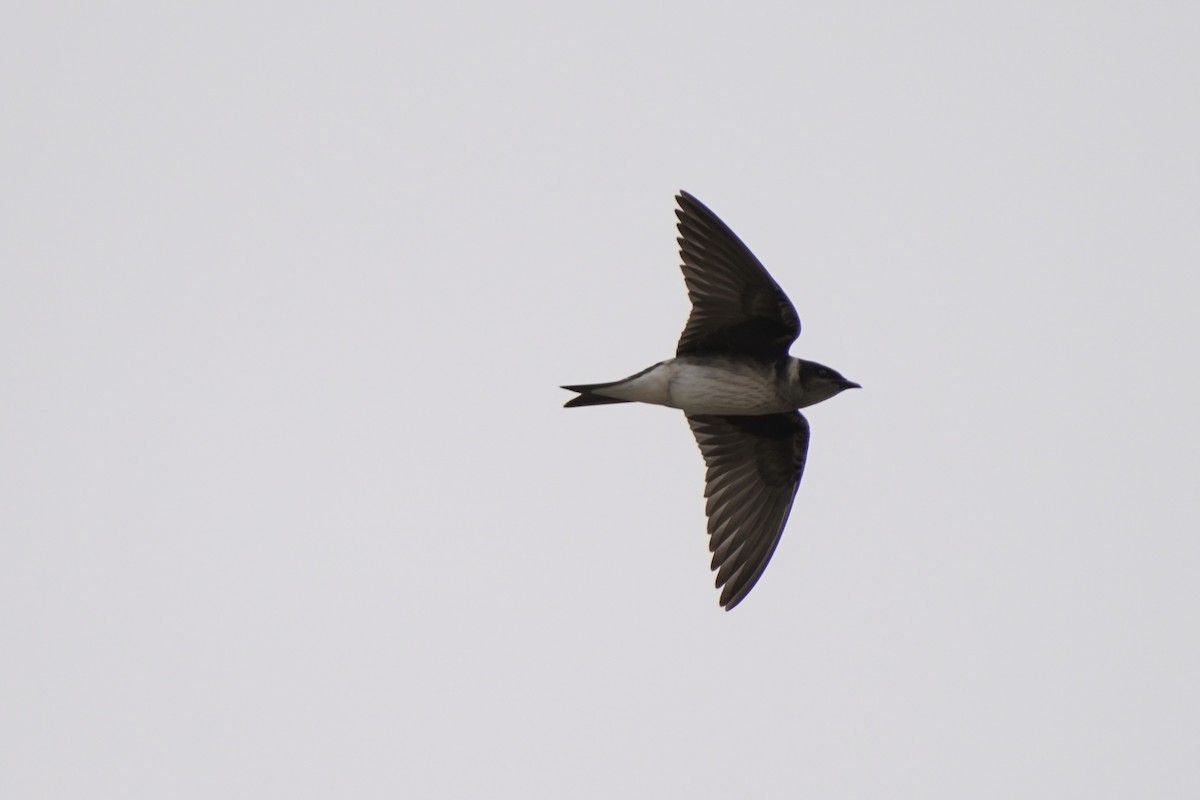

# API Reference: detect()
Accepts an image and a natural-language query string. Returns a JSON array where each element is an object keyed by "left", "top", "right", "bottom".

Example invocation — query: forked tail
[{"left": 560, "top": 382, "right": 634, "bottom": 408}]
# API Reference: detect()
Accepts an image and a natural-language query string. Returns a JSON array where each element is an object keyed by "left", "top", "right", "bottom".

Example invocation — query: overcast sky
[{"left": 4, "top": 2, "right": 1199, "bottom": 797}]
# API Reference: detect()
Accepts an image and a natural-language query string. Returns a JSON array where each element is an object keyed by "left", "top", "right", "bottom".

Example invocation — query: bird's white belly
[{"left": 603, "top": 359, "right": 789, "bottom": 415}]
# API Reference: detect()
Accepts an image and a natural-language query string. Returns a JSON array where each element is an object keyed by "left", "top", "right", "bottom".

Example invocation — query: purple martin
[{"left": 563, "top": 192, "right": 859, "bottom": 610}]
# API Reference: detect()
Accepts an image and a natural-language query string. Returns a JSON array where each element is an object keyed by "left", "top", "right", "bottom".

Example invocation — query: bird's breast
[{"left": 663, "top": 358, "right": 791, "bottom": 415}]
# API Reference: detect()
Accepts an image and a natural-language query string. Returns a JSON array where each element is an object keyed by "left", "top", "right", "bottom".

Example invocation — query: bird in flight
[{"left": 562, "top": 191, "right": 859, "bottom": 610}]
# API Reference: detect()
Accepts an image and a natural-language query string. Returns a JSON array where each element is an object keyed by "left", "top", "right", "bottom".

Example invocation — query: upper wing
[
  {"left": 675, "top": 192, "right": 801, "bottom": 360},
  {"left": 687, "top": 412, "right": 810, "bottom": 610}
]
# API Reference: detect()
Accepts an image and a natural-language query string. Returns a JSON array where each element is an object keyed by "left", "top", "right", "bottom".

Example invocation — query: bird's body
[
  {"left": 566, "top": 356, "right": 845, "bottom": 415},
  {"left": 562, "top": 192, "right": 859, "bottom": 610}
]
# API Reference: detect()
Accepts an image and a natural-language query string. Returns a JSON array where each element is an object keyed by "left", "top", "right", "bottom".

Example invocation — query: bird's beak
[{"left": 841, "top": 380, "right": 862, "bottom": 390}]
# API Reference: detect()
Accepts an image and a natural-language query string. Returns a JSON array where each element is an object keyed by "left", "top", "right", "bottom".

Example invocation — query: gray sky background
[{"left": 4, "top": 2, "right": 1198, "bottom": 797}]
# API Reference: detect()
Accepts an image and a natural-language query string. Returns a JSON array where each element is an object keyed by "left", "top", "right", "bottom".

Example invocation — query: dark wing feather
[
  {"left": 687, "top": 412, "right": 810, "bottom": 610},
  {"left": 675, "top": 192, "right": 801, "bottom": 360}
]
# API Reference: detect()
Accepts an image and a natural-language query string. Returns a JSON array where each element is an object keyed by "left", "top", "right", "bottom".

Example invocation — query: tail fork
[{"left": 561, "top": 383, "right": 633, "bottom": 408}]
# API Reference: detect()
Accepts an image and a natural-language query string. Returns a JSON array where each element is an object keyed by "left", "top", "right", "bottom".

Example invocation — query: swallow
[{"left": 562, "top": 191, "right": 860, "bottom": 610}]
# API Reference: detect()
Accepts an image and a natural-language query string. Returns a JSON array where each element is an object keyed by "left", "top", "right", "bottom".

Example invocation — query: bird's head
[{"left": 792, "top": 359, "right": 861, "bottom": 408}]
